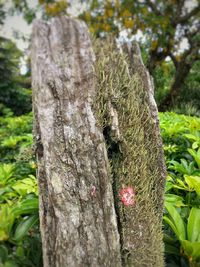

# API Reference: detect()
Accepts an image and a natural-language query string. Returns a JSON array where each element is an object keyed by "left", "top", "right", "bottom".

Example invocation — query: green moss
[{"left": 93, "top": 38, "right": 165, "bottom": 266}]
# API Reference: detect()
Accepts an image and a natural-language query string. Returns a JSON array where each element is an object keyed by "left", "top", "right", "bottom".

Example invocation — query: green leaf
[
  {"left": 188, "top": 148, "right": 200, "bottom": 169},
  {"left": 184, "top": 175, "right": 200, "bottom": 196},
  {"left": 3, "top": 261, "right": 19, "bottom": 267},
  {"left": 0, "top": 164, "right": 15, "bottom": 186},
  {"left": 0, "top": 205, "right": 15, "bottom": 241},
  {"left": 170, "top": 159, "right": 196, "bottom": 175},
  {"left": 192, "top": 141, "right": 199, "bottom": 150},
  {"left": 187, "top": 208, "right": 200, "bottom": 242},
  {"left": 163, "top": 233, "right": 176, "bottom": 244},
  {"left": 0, "top": 245, "right": 8, "bottom": 263},
  {"left": 12, "top": 177, "right": 38, "bottom": 196},
  {"left": 1, "top": 136, "right": 21, "bottom": 148},
  {"left": 184, "top": 134, "right": 198, "bottom": 141},
  {"left": 12, "top": 198, "right": 39, "bottom": 217},
  {"left": 165, "top": 194, "right": 185, "bottom": 207},
  {"left": 14, "top": 214, "right": 38, "bottom": 241},
  {"left": 163, "top": 216, "right": 180, "bottom": 240},
  {"left": 164, "top": 202, "right": 186, "bottom": 240},
  {"left": 15, "top": 245, "right": 25, "bottom": 258},
  {"left": 165, "top": 243, "right": 180, "bottom": 256},
  {"left": 181, "top": 240, "right": 200, "bottom": 261}
]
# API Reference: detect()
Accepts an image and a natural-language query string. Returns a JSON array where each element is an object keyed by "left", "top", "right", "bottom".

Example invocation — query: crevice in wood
[{"left": 102, "top": 125, "right": 124, "bottom": 259}]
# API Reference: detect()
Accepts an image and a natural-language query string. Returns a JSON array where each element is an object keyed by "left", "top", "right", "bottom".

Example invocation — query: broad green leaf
[
  {"left": 164, "top": 202, "right": 186, "bottom": 240},
  {"left": 181, "top": 240, "right": 200, "bottom": 261},
  {"left": 169, "top": 159, "right": 196, "bottom": 175},
  {"left": 184, "top": 134, "right": 198, "bottom": 141},
  {"left": 0, "top": 245, "right": 8, "bottom": 263},
  {"left": 0, "top": 230, "right": 9, "bottom": 241},
  {"left": 0, "top": 205, "right": 14, "bottom": 240},
  {"left": 187, "top": 208, "right": 200, "bottom": 242},
  {"left": 188, "top": 148, "right": 200, "bottom": 169},
  {"left": 0, "top": 164, "right": 15, "bottom": 185},
  {"left": 12, "top": 177, "right": 38, "bottom": 196},
  {"left": 1, "top": 136, "right": 20, "bottom": 148},
  {"left": 165, "top": 181, "right": 173, "bottom": 192},
  {"left": 163, "top": 216, "right": 180, "bottom": 240},
  {"left": 184, "top": 175, "right": 200, "bottom": 196},
  {"left": 16, "top": 245, "right": 25, "bottom": 258},
  {"left": 14, "top": 214, "right": 38, "bottom": 241},
  {"left": 12, "top": 198, "right": 39, "bottom": 217},
  {"left": 165, "top": 194, "right": 185, "bottom": 207},
  {"left": 192, "top": 141, "right": 199, "bottom": 150}
]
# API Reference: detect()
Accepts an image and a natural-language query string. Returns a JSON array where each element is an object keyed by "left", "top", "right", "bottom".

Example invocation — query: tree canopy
[
  {"left": 0, "top": 37, "right": 31, "bottom": 115},
  {"left": 1, "top": 0, "right": 200, "bottom": 110},
  {"left": 80, "top": 0, "right": 200, "bottom": 108}
]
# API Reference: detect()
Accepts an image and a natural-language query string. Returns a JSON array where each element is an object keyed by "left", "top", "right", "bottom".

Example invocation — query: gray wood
[{"left": 31, "top": 16, "right": 122, "bottom": 267}]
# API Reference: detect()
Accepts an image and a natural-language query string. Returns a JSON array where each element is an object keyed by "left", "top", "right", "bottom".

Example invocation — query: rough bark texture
[
  {"left": 93, "top": 39, "right": 166, "bottom": 266},
  {"left": 123, "top": 42, "right": 166, "bottom": 216},
  {"left": 31, "top": 16, "right": 121, "bottom": 267},
  {"left": 32, "top": 16, "right": 166, "bottom": 267}
]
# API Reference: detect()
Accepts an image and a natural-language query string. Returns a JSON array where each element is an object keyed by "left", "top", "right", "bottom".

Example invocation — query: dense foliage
[
  {"left": 0, "top": 111, "right": 42, "bottom": 267},
  {"left": 81, "top": 0, "right": 200, "bottom": 110},
  {"left": 1, "top": 1, "right": 199, "bottom": 112},
  {"left": 0, "top": 37, "right": 31, "bottom": 116},
  {"left": 160, "top": 112, "right": 200, "bottom": 267}
]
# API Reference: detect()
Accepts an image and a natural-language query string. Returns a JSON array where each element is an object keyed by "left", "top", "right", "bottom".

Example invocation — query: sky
[
  {"left": 1, "top": 0, "right": 87, "bottom": 73},
  {"left": 1, "top": 0, "right": 87, "bottom": 51}
]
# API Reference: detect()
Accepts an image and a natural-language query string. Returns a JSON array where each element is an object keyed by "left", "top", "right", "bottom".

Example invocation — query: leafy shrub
[
  {"left": 0, "top": 112, "right": 42, "bottom": 267},
  {"left": 160, "top": 112, "right": 200, "bottom": 267},
  {"left": 0, "top": 37, "right": 32, "bottom": 116}
]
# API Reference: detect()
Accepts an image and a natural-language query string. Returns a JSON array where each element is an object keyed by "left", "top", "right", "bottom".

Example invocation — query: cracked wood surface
[{"left": 31, "top": 16, "right": 121, "bottom": 267}]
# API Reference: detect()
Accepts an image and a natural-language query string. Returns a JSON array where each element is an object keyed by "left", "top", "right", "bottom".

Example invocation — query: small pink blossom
[
  {"left": 91, "top": 186, "right": 96, "bottom": 197},
  {"left": 119, "top": 187, "right": 136, "bottom": 206}
]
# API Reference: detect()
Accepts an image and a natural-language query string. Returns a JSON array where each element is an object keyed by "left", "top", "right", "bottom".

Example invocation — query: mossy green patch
[{"left": 93, "top": 38, "right": 165, "bottom": 267}]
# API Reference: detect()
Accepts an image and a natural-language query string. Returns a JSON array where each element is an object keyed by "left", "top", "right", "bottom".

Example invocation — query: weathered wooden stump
[{"left": 31, "top": 16, "right": 166, "bottom": 267}]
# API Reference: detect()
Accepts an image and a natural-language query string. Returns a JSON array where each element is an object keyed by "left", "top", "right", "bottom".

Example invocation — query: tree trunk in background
[
  {"left": 159, "top": 62, "right": 191, "bottom": 111},
  {"left": 31, "top": 16, "right": 166, "bottom": 267}
]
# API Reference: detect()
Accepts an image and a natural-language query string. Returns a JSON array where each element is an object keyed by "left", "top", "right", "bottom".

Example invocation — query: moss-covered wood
[
  {"left": 93, "top": 39, "right": 166, "bottom": 266},
  {"left": 32, "top": 16, "right": 166, "bottom": 267}
]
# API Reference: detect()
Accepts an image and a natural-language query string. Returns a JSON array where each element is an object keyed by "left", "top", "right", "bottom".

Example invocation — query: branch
[
  {"left": 145, "top": 0, "right": 162, "bottom": 16},
  {"left": 169, "top": 52, "right": 178, "bottom": 69},
  {"left": 185, "top": 23, "right": 200, "bottom": 40}
]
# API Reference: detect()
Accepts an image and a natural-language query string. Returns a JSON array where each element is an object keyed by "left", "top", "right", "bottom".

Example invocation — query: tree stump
[{"left": 31, "top": 16, "right": 166, "bottom": 267}]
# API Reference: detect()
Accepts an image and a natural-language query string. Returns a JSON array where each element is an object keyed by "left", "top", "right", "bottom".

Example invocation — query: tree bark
[
  {"left": 97, "top": 41, "right": 166, "bottom": 266},
  {"left": 159, "top": 62, "right": 191, "bottom": 111},
  {"left": 31, "top": 16, "right": 121, "bottom": 267},
  {"left": 31, "top": 16, "right": 166, "bottom": 267}
]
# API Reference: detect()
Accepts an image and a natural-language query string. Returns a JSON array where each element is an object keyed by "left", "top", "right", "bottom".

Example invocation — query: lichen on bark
[{"left": 93, "top": 38, "right": 166, "bottom": 266}]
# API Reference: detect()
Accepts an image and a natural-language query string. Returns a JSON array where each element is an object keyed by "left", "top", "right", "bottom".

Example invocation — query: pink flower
[
  {"left": 91, "top": 185, "right": 96, "bottom": 197},
  {"left": 119, "top": 187, "right": 136, "bottom": 206}
]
